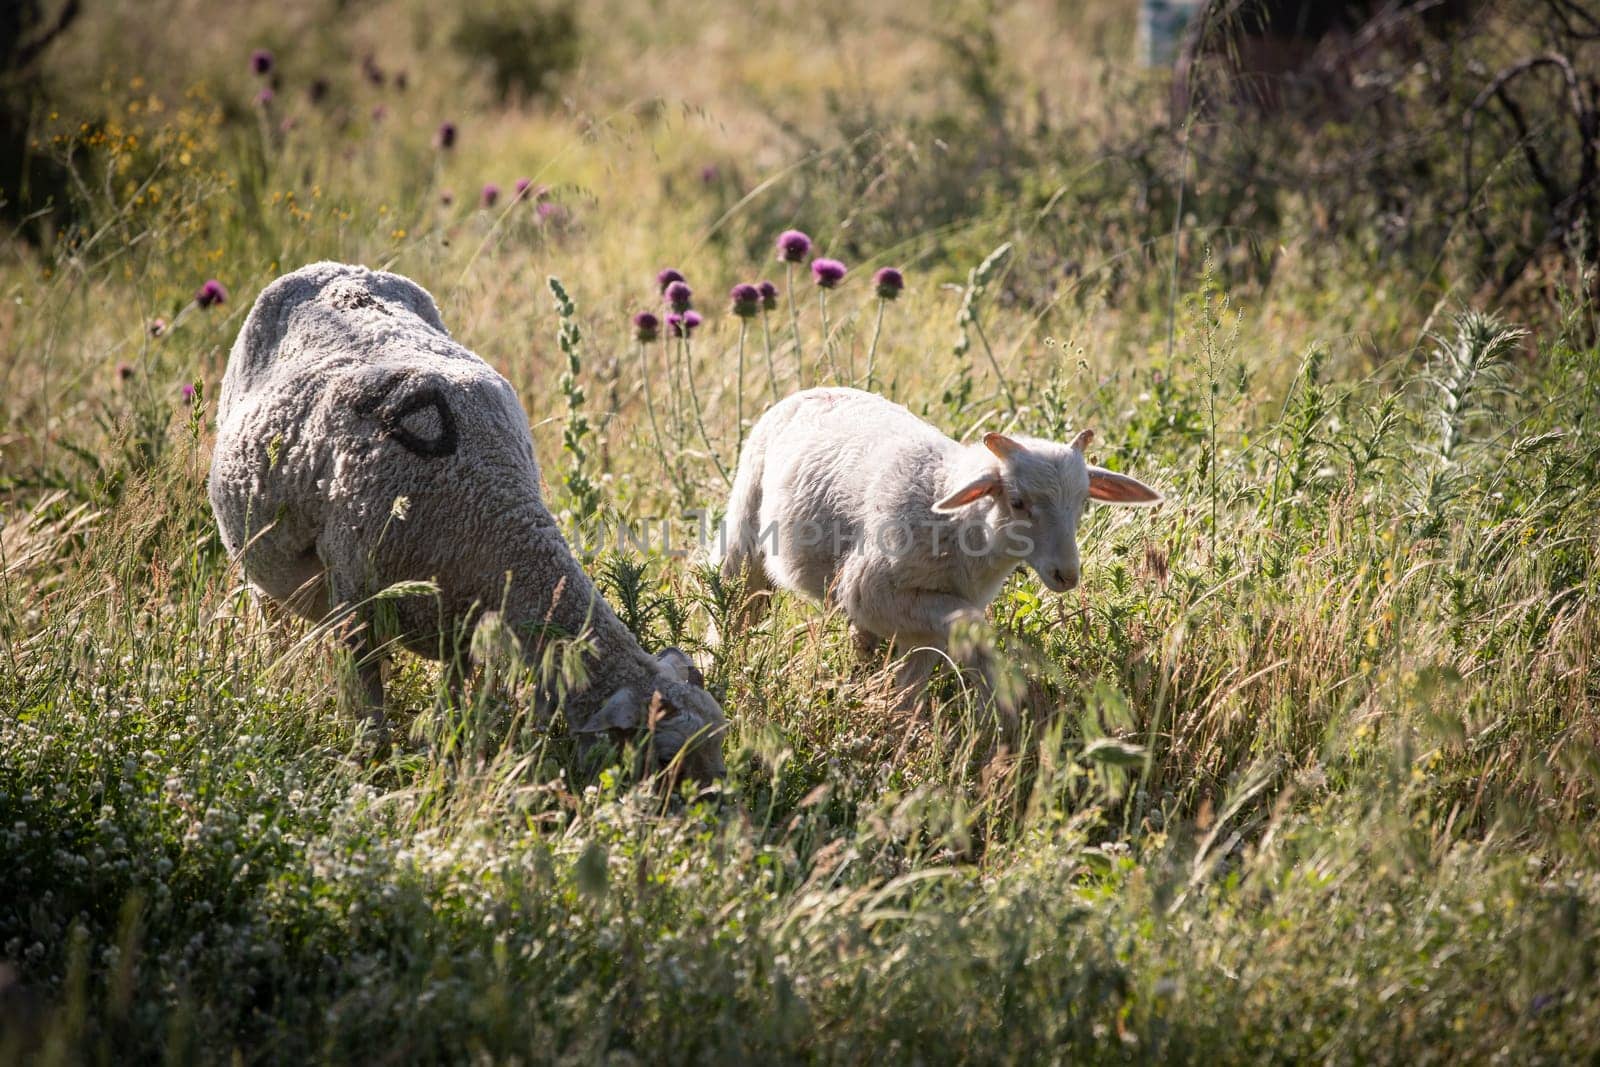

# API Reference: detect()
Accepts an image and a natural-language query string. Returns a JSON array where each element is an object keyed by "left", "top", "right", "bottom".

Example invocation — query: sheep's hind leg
[{"left": 339, "top": 622, "right": 390, "bottom": 749}]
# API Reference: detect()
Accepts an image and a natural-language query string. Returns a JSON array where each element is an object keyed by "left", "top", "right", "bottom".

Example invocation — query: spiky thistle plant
[
  {"left": 549, "top": 276, "right": 602, "bottom": 533},
  {"left": 599, "top": 553, "right": 659, "bottom": 643},
  {"left": 1414, "top": 309, "right": 1525, "bottom": 537}
]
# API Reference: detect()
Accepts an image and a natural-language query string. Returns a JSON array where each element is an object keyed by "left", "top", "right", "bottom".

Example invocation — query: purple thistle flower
[
  {"left": 181, "top": 383, "right": 197, "bottom": 405},
  {"left": 195, "top": 280, "right": 228, "bottom": 309},
  {"left": 730, "top": 283, "right": 761, "bottom": 318},
  {"left": 250, "top": 49, "right": 274, "bottom": 77},
  {"left": 633, "top": 311, "right": 661, "bottom": 343},
  {"left": 115, "top": 361, "right": 135, "bottom": 382},
  {"left": 656, "top": 268, "right": 686, "bottom": 293},
  {"left": 362, "top": 54, "right": 385, "bottom": 88},
  {"left": 434, "top": 121, "right": 458, "bottom": 150},
  {"left": 440, "top": 189, "right": 455, "bottom": 207},
  {"left": 148, "top": 317, "right": 167, "bottom": 338},
  {"left": 776, "top": 229, "right": 812, "bottom": 263},
  {"left": 873, "top": 267, "right": 905, "bottom": 300},
  {"left": 757, "top": 280, "right": 779, "bottom": 311},
  {"left": 480, "top": 183, "right": 500, "bottom": 209},
  {"left": 664, "top": 280, "right": 693, "bottom": 312},
  {"left": 309, "top": 78, "right": 330, "bottom": 105},
  {"left": 254, "top": 87, "right": 275, "bottom": 107},
  {"left": 536, "top": 201, "right": 564, "bottom": 224},
  {"left": 514, "top": 177, "right": 534, "bottom": 199},
  {"left": 667, "top": 311, "right": 703, "bottom": 338},
  {"left": 699, "top": 163, "right": 720, "bottom": 184},
  {"left": 810, "top": 258, "right": 847, "bottom": 289}
]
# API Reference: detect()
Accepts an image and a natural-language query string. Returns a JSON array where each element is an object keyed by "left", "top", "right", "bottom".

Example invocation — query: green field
[{"left": 3, "top": 0, "right": 1600, "bottom": 1061}]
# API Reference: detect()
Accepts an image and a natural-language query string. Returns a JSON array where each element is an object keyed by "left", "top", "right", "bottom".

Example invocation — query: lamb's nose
[{"left": 1054, "top": 567, "right": 1079, "bottom": 591}]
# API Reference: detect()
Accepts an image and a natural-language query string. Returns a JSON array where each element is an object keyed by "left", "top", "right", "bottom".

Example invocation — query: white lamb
[
  {"left": 714, "top": 387, "right": 1162, "bottom": 697},
  {"left": 208, "top": 262, "right": 726, "bottom": 780}
]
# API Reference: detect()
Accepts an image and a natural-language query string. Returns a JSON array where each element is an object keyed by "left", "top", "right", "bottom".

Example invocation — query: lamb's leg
[
  {"left": 710, "top": 553, "right": 773, "bottom": 647},
  {"left": 731, "top": 555, "right": 774, "bottom": 631},
  {"left": 840, "top": 582, "right": 977, "bottom": 657},
  {"left": 850, "top": 623, "right": 883, "bottom": 661},
  {"left": 888, "top": 644, "right": 943, "bottom": 710},
  {"left": 839, "top": 565, "right": 980, "bottom": 705},
  {"left": 712, "top": 441, "right": 773, "bottom": 641},
  {"left": 885, "top": 626, "right": 997, "bottom": 715}
]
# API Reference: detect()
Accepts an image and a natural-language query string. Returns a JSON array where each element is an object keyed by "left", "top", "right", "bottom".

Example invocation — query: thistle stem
[
  {"left": 759, "top": 308, "right": 779, "bottom": 402},
  {"left": 817, "top": 289, "right": 841, "bottom": 382},
  {"left": 865, "top": 298, "right": 886, "bottom": 391},
  {"left": 786, "top": 261, "right": 804, "bottom": 388},
  {"left": 666, "top": 332, "right": 686, "bottom": 439},
  {"left": 637, "top": 339, "right": 675, "bottom": 490},
  {"left": 972, "top": 316, "right": 1020, "bottom": 414},
  {"left": 735, "top": 318, "right": 748, "bottom": 457},
  {"left": 681, "top": 335, "right": 732, "bottom": 486}
]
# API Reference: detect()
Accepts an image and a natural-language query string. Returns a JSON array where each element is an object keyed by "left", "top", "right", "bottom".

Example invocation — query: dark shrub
[
  {"left": 450, "top": 0, "right": 581, "bottom": 103},
  {"left": 1, "top": 0, "right": 80, "bottom": 239}
]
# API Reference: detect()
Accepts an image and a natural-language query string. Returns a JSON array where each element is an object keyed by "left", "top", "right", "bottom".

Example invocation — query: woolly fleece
[{"left": 209, "top": 262, "right": 725, "bottom": 776}]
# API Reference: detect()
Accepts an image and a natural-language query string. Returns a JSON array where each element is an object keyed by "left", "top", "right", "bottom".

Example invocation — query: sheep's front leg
[
  {"left": 345, "top": 626, "right": 387, "bottom": 716},
  {"left": 843, "top": 587, "right": 979, "bottom": 655},
  {"left": 839, "top": 563, "right": 981, "bottom": 705},
  {"left": 322, "top": 546, "right": 390, "bottom": 744},
  {"left": 887, "top": 648, "right": 943, "bottom": 710},
  {"left": 336, "top": 620, "right": 389, "bottom": 748}
]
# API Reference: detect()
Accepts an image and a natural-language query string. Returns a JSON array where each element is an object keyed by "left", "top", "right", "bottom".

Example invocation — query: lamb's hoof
[{"left": 850, "top": 624, "right": 884, "bottom": 660}]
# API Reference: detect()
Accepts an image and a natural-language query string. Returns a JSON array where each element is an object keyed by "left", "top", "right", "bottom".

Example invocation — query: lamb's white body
[
  {"left": 209, "top": 262, "right": 725, "bottom": 778},
  {"left": 715, "top": 387, "right": 1160, "bottom": 693}
]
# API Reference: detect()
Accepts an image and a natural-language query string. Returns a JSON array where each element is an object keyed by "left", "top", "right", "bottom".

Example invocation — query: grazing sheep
[
  {"left": 209, "top": 262, "right": 726, "bottom": 779},
  {"left": 713, "top": 387, "right": 1162, "bottom": 697}
]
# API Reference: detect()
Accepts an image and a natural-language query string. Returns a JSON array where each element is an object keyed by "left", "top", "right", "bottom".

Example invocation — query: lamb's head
[
  {"left": 933, "top": 430, "right": 1162, "bottom": 592},
  {"left": 575, "top": 648, "right": 728, "bottom": 784}
]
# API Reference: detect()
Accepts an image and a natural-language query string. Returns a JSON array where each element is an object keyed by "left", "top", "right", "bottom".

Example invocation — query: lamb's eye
[{"left": 1010, "top": 496, "right": 1030, "bottom": 515}]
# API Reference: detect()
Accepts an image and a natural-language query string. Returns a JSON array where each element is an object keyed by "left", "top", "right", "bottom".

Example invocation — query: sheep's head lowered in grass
[
  {"left": 575, "top": 648, "right": 728, "bottom": 785},
  {"left": 210, "top": 263, "right": 734, "bottom": 771},
  {"left": 934, "top": 428, "right": 1163, "bottom": 593}
]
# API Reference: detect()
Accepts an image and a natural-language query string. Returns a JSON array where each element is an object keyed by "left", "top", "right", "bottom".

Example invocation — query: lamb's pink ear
[
  {"left": 933, "top": 473, "right": 1004, "bottom": 513},
  {"left": 1088, "top": 467, "right": 1163, "bottom": 506},
  {"left": 1071, "top": 428, "right": 1095, "bottom": 452},
  {"left": 983, "top": 432, "right": 1025, "bottom": 461}
]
